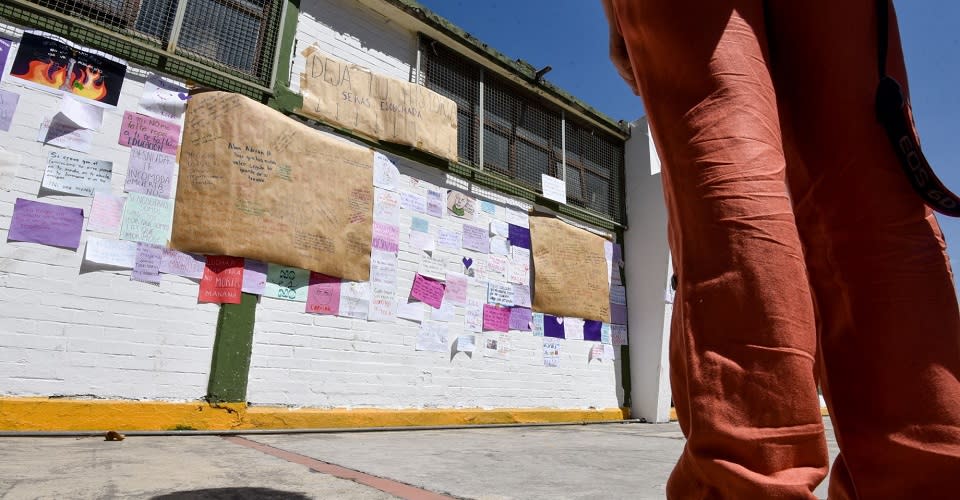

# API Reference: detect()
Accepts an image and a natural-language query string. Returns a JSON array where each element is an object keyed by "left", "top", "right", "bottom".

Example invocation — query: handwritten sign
[
  {"left": 487, "top": 280, "right": 514, "bottom": 307},
  {"left": 400, "top": 191, "right": 427, "bottom": 213},
  {"left": 482, "top": 304, "right": 510, "bottom": 332},
  {"left": 409, "top": 231, "right": 435, "bottom": 253},
  {"left": 426, "top": 190, "right": 444, "bottom": 218},
  {"left": 480, "top": 201, "right": 497, "bottom": 215},
  {"left": 416, "top": 321, "right": 449, "bottom": 353},
  {"left": 368, "top": 286, "right": 397, "bottom": 322},
  {"left": 84, "top": 237, "right": 136, "bottom": 267},
  {"left": 456, "top": 334, "right": 476, "bottom": 353},
  {"left": 509, "top": 307, "right": 532, "bottom": 331},
  {"left": 37, "top": 115, "right": 93, "bottom": 152},
  {"left": 461, "top": 224, "right": 490, "bottom": 253},
  {"left": 490, "top": 220, "right": 509, "bottom": 237},
  {"left": 512, "top": 284, "right": 531, "bottom": 308},
  {"left": 465, "top": 299, "right": 483, "bottom": 332},
  {"left": 8, "top": 198, "right": 83, "bottom": 249},
  {"left": 485, "top": 255, "right": 510, "bottom": 282},
  {"left": 601, "top": 323, "right": 612, "bottom": 344},
  {"left": 397, "top": 300, "right": 424, "bottom": 323},
  {"left": 160, "top": 249, "right": 205, "bottom": 279},
  {"left": 119, "top": 192, "right": 174, "bottom": 246},
  {"left": 242, "top": 259, "right": 268, "bottom": 295},
  {"left": 42, "top": 150, "right": 112, "bottom": 196},
  {"left": 490, "top": 236, "right": 510, "bottom": 255},
  {"left": 410, "top": 273, "right": 444, "bottom": 309},
  {"left": 437, "top": 228, "right": 462, "bottom": 251},
  {"left": 306, "top": 272, "right": 341, "bottom": 315},
  {"left": 199, "top": 256, "right": 243, "bottom": 304},
  {"left": 265, "top": 264, "right": 310, "bottom": 302},
  {"left": 138, "top": 76, "right": 187, "bottom": 122},
  {"left": 541, "top": 174, "right": 566, "bottom": 204},
  {"left": 532, "top": 312, "right": 545, "bottom": 337},
  {"left": 505, "top": 208, "right": 529, "bottom": 228},
  {"left": 87, "top": 192, "right": 125, "bottom": 234},
  {"left": 373, "top": 188, "right": 401, "bottom": 225},
  {"left": 0, "top": 89, "right": 19, "bottom": 132},
  {"left": 564, "top": 317, "right": 585, "bottom": 341},
  {"left": 444, "top": 272, "right": 468, "bottom": 305},
  {"left": 372, "top": 222, "right": 400, "bottom": 253},
  {"left": 529, "top": 215, "right": 611, "bottom": 322},
  {"left": 611, "top": 303, "right": 628, "bottom": 325},
  {"left": 125, "top": 147, "right": 176, "bottom": 198},
  {"left": 446, "top": 190, "right": 475, "bottom": 220},
  {"left": 132, "top": 243, "right": 163, "bottom": 284},
  {"left": 339, "top": 281, "right": 371, "bottom": 319},
  {"left": 118, "top": 111, "right": 181, "bottom": 155},
  {"left": 610, "top": 285, "right": 627, "bottom": 305},
  {"left": 543, "top": 339, "right": 561, "bottom": 367},
  {"left": 418, "top": 255, "right": 446, "bottom": 280},
  {"left": 299, "top": 46, "right": 458, "bottom": 162},
  {"left": 373, "top": 152, "right": 399, "bottom": 191}
]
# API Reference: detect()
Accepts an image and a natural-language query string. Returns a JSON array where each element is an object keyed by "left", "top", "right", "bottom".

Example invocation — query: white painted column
[{"left": 623, "top": 117, "right": 673, "bottom": 423}]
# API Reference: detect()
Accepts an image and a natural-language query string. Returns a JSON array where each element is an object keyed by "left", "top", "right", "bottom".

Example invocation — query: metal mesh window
[
  {"left": 420, "top": 37, "right": 480, "bottom": 166},
  {"left": 19, "top": 0, "right": 281, "bottom": 86},
  {"left": 565, "top": 117, "right": 624, "bottom": 220}
]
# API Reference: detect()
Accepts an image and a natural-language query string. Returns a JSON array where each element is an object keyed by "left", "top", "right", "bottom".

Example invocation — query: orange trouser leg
[
  {"left": 766, "top": 2, "right": 960, "bottom": 499},
  {"left": 611, "top": 1, "right": 828, "bottom": 497}
]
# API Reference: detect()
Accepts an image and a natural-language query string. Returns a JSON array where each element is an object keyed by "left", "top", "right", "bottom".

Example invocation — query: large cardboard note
[
  {"left": 529, "top": 215, "right": 611, "bottom": 322},
  {"left": 171, "top": 92, "right": 374, "bottom": 281},
  {"left": 299, "top": 46, "right": 458, "bottom": 162}
]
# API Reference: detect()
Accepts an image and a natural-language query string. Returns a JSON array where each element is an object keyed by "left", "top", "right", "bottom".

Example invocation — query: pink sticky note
[
  {"left": 444, "top": 272, "right": 468, "bottom": 305},
  {"left": 306, "top": 272, "right": 341, "bottom": 315},
  {"left": 118, "top": 111, "right": 181, "bottom": 155},
  {"left": 88, "top": 192, "right": 125, "bottom": 234},
  {"left": 410, "top": 273, "right": 445, "bottom": 309},
  {"left": 372, "top": 221, "right": 399, "bottom": 253},
  {"left": 483, "top": 304, "right": 510, "bottom": 332}
]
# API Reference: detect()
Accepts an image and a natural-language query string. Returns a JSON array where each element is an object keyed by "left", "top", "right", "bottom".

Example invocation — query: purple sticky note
[
  {"left": 611, "top": 303, "right": 628, "bottom": 325},
  {"left": 583, "top": 320, "right": 603, "bottom": 341},
  {"left": 462, "top": 224, "right": 490, "bottom": 253},
  {"left": 508, "top": 224, "right": 531, "bottom": 250},
  {"left": 544, "top": 315, "right": 565, "bottom": 338},
  {"left": 613, "top": 243, "right": 623, "bottom": 264},
  {"left": 242, "top": 259, "right": 267, "bottom": 295},
  {"left": 509, "top": 307, "right": 532, "bottom": 331},
  {"left": 0, "top": 38, "right": 10, "bottom": 80},
  {"left": 132, "top": 243, "right": 163, "bottom": 284},
  {"left": 8, "top": 198, "right": 84, "bottom": 249}
]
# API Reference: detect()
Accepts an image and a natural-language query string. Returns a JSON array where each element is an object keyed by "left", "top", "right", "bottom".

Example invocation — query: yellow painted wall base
[{"left": 0, "top": 397, "right": 630, "bottom": 432}]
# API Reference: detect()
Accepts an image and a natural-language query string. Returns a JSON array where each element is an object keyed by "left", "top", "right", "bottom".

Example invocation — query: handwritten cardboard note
[
  {"left": 138, "top": 76, "right": 187, "bottom": 122},
  {"left": 124, "top": 147, "right": 176, "bottom": 198},
  {"left": 8, "top": 198, "right": 83, "bottom": 249},
  {"left": 265, "top": 264, "right": 310, "bottom": 302},
  {"left": 430, "top": 296, "right": 456, "bottom": 322},
  {"left": 543, "top": 339, "right": 561, "bottom": 367},
  {"left": 87, "top": 192, "right": 125, "bottom": 234},
  {"left": 42, "top": 150, "right": 112, "bottom": 196},
  {"left": 416, "top": 321, "right": 449, "bottom": 353},
  {"left": 84, "top": 236, "right": 136, "bottom": 267},
  {"left": 485, "top": 255, "right": 510, "bottom": 282},
  {"left": 306, "top": 272, "right": 341, "bottom": 315},
  {"left": 444, "top": 272, "right": 468, "bottom": 305},
  {"left": 118, "top": 111, "right": 181, "bottom": 155},
  {"left": 509, "top": 307, "right": 532, "bottom": 331},
  {"left": 483, "top": 304, "right": 510, "bottom": 332},
  {"left": 418, "top": 255, "right": 446, "bottom": 280},
  {"left": 461, "top": 224, "right": 490, "bottom": 253},
  {"left": 410, "top": 273, "right": 445, "bottom": 309},
  {"left": 132, "top": 243, "right": 163, "bottom": 284},
  {"left": 465, "top": 299, "right": 483, "bottom": 332},
  {"left": 338, "top": 281, "right": 371, "bottom": 319},
  {"left": 160, "top": 249, "right": 205, "bottom": 279},
  {"left": 437, "top": 228, "right": 462, "bottom": 251},
  {"left": 372, "top": 222, "right": 400, "bottom": 253},
  {"left": 529, "top": 215, "right": 611, "bottom": 322},
  {"left": 37, "top": 115, "right": 93, "bottom": 152},
  {"left": 480, "top": 201, "right": 497, "bottom": 215},
  {"left": 601, "top": 323, "right": 612, "bottom": 345},
  {"left": 541, "top": 174, "right": 567, "bottom": 204},
  {"left": 487, "top": 280, "right": 513, "bottom": 307},
  {"left": 0, "top": 88, "right": 19, "bottom": 132},
  {"left": 373, "top": 188, "right": 401, "bottom": 225},
  {"left": 446, "top": 190, "right": 475, "bottom": 220},
  {"left": 199, "top": 256, "right": 243, "bottom": 304},
  {"left": 532, "top": 312, "right": 545, "bottom": 337},
  {"left": 119, "top": 192, "right": 174, "bottom": 246},
  {"left": 611, "top": 303, "right": 628, "bottom": 325},
  {"left": 508, "top": 224, "right": 531, "bottom": 250},
  {"left": 241, "top": 259, "right": 268, "bottom": 295},
  {"left": 369, "top": 250, "right": 398, "bottom": 289},
  {"left": 373, "top": 152, "right": 400, "bottom": 191}
]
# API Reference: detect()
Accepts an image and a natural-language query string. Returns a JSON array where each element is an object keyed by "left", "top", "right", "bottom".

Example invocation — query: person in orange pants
[{"left": 603, "top": 0, "right": 960, "bottom": 497}]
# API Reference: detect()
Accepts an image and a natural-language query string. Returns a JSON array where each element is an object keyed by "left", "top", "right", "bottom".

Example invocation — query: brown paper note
[
  {"left": 529, "top": 215, "right": 611, "bottom": 322},
  {"left": 171, "top": 91, "right": 374, "bottom": 281},
  {"left": 299, "top": 46, "right": 459, "bottom": 163}
]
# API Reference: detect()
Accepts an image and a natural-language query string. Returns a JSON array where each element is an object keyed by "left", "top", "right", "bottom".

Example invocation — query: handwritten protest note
[
  {"left": 0, "top": 89, "right": 19, "bottom": 132},
  {"left": 400, "top": 191, "right": 427, "bottom": 213},
  {"left": 339, "top": 281, "right": 371, "bottom": 319},
  {"left": 483, "top": 304, "right": 510, "bottom": 332},
  {"left": 419, "top": 255, "right": 446, "bottom": 280},
  {"left": 397, "top": 300, "right": 424, "bottom": 323},
  {"left": 84, "top": 237, "right": 136, "bottom": 267},
  {"left": 368, "top": 286, "right": 397, "bottom": 322},
  {"left": 490, "top": 220, "right": 509, "bottom": 237},
  {"left": 456, "top": 335, "right": 476, "bottom": 353},
  {"left": 42, "top": 151, "right": 112, "bottom": 196},
  {"left": 461, "top": 224, "right": 490, "bottom": 253},
  {"left": 509, "top": 307, "right": 532, "bottom": 331},
  {"left": 160, "top": 249, "right": 205, "bottom": 279},
  {"left": 119, "top": 192, "right": 174, "bottom": 246},
  {"left": 485, "top": 255, "right": 509, "bottom": 281},
  {"left": 9, "top": 198, "right": 83, "bottom": 249},
  {"left": 512, "top": 284, "right": 531, "bottom": 308},
  {"left": 564, "top": 317, "right": 585, "bottom": 341},
  {"left": 373, "top": 188, "right": 401, "bottom": 225},
  {"left": 410, "top": 273, "right": 445, "bottom": 309},
  {"left": 306, "top": 272, "right": 341, "bottom": 315},
  {"left": 118, "top": 111, "right": 181, "bottom": 155},
  {"left": 601, "top": 323, "right": 612, "bottom": 344},
  {"left": 265, "top": 264, "right": 310, "bottom": 302},
  {"left": 373, "top": 152, "right": 399, "bottom": 191},
  {"left": 529, "top": 215, "right": 611, "bottom": 322},
  {"left": 490, "top": 236, "right": 510, "bottom": 256},
  {"left": 416, "top": 321, "right": 449, "bottom": 353},
  {"left": 532, "top": 312, "right": 545, "bottom": 337},
  {"left": 299, "top": 46, "right": 458, "bottom": 162},
  {"left": 509, "top": 246, "right": 531, "bottom": 285},
  {"left": 444, "top": 272, "right": 468, "bottom": 305},
  {"left": 543, "top": 339, "right": 561, "bottom": 367},
  {"left": 38, "top": 115, "right": 93, "bottom": 152},
  {"left": 87, "top": 192, "right": 125, "bottom": 234},
  {"left": 541, "top": 174, "right": 567, "bottom": 204},
  {"left": 132, "top": 243, "right": 163, "bottom": 284},
  {"left": 199, "top": 256, "right": 243, "bottom": 304},
  {"left": 372, "top": 222, "right": 400, "bottom": 253},
  {"left": 426, "top": 190, "right": 444, "bottom": 218},
  {"left": 172, "top": 92, "right": 374, "bottom": 281},
  {"left": 241, "top": 259, "right": 267, "bottom": 295},
  {"left": 465, "top": 299, "right": 483, "bottom": 332},
  {"left": 437, "top": 228, "right": 462, "bottom": 251},
  {"left": 138, "top": 76, "right": 187, "bottom": 122},
  {"left": 125, "top": 147, "right": 176, "bottom": 198},
  {"left": 505, "top": 208, "right": 529, "bottom": 228},
  {"left": 409, "top": 231, "right": 435, "bottom": 253},
  {"left": 611, "top": 324, "right": 628, "bottom": 346},
  {"left": 487, "top": 281, "right": 514, "bottom": 307}
]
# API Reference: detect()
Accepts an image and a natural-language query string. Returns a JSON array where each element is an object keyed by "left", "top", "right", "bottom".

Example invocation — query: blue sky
[{"left": 418, "top": 0, "right": 960, "bottom": 283}]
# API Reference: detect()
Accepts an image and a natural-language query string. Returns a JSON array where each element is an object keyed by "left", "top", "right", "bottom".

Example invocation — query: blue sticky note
[
  {"left": 480, "top": 200, "right": 497, "bottom": 215},
  {"left": 411, "top": 216, "right": 429, "bottom": 233}
]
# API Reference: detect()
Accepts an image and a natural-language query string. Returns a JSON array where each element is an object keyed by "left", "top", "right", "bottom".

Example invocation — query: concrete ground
[{"left": 0, "top": 418, "right": 839, "bottom": 499}]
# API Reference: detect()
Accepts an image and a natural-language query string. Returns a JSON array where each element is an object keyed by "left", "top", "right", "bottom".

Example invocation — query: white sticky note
[
  {"left": 541, "top": 174, "right": 567, "bottom": 204},
  {"left": 59, "top": 95, "right": 104, "bottom": 130}
]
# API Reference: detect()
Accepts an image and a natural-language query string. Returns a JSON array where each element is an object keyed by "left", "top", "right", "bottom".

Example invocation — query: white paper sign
[
  {"left": 397, "top": 300, "right": 425, "bottom": 322},
  {"left": 59, "top": 95, "right": 104, "bottom": 130},
  {"left": 541, "top": 174, "right": 567, "bottom": 204},
  {"left": 84, "top": 237, "right": 137, "bottom": 268},
  {"left": 373, "top": 152, "right": 400, "bottom": 191},
  {"left": 409, "top": 231, "right": 436, "bottom": 253},
  {"left": 465, "top": 299, "right": 483, "bottom": 332},
  {"left": 138, "top": 76, "right": 188, "bottom": 123},
  {"left": 339, "top": 281, "right": 371, "bottom": 320},
  {"left": 416, "top": 321, "right": 449, "bottom": 352},
  {"left": 456, "top": 335, "right": 476, "bottom": 353},
  {"left": 437, "top": 228, "right": 462, "bottom": 251},
  {"left": 42, "top": 150, "right": 112, "bottom": 196},
  {"left": 419, "top": 255, "right": 447, "bottom": 280}
]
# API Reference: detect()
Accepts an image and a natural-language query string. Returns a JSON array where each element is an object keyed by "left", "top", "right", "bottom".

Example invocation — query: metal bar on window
[
  {"left": 414, "top": 45, "right": 421, "bottom": 85},
  {"left": 268, "top": 0, "right": 287, "bottom": 89},
  {"left": 165, "top": 0, "right": 189, "bottom": 52},
  {"left": 478, "top": 67, "right": 484, "bottom": 171},
  {"left": 561, "top": 109, "right": 567, "bottom": 181}
]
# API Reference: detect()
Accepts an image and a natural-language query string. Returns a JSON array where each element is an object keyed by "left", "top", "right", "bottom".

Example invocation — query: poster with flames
[{"left": 9, "top": 32, "right": 126, "bottom": 107}]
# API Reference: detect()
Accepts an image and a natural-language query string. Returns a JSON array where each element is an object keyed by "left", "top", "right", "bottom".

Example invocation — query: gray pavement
[{"left": 0, "top": 418, "right": 839, "bottom": 499}]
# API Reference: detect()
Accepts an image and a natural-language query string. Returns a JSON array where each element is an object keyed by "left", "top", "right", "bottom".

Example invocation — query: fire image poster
[{"left": 9, "top": 32, "right": 126, "bottom": 107}]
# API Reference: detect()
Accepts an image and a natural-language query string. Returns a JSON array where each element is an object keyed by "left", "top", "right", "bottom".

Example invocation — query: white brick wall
[{"left": 0, "top": 25, "right": 219, "bottom": 401}]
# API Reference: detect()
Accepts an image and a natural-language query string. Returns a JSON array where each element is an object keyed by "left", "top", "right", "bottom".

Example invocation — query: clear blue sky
[{"left": 418, "top": 0, "right": 960, "bottom": 284}]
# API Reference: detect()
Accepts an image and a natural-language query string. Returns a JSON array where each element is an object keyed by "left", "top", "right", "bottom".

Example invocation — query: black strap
[{"left": 875, "top": 0, "right": 960, "bottom": 216}]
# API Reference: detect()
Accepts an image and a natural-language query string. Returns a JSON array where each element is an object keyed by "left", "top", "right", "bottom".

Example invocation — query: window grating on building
[
  {"left": 419, "top": 35, "right": 625, "bottom": 224},
  {"left": 18, "top": 0, "right": 282, "bottom": 87}
]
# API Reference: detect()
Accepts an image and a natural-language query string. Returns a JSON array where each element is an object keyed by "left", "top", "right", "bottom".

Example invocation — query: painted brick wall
[{"left": 0, "top": 25, "right": 220, "bottom": 401}]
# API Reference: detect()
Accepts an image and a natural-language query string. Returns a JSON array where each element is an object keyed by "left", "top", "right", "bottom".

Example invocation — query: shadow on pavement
[{"left": 151, "top": 487, "right": 312, "bottom": 499}]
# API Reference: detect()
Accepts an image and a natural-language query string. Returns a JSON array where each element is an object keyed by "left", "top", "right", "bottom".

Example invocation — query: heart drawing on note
[{"left": 462, "top": 257, "right": 473, "bottom": 269}]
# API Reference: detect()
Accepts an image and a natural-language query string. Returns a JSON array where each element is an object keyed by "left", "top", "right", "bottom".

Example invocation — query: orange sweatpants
[{"left": 609, "top": 1, "right": 960, "bottom": 498}]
